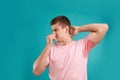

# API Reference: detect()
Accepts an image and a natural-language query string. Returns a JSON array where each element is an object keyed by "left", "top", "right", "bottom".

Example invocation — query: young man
[{"left": 33, "top": 16, "right": 109, "bottom": 80}]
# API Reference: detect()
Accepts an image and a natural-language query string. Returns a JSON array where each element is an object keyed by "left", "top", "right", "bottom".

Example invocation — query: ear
[{"left": 65, "top": 26, "right": 69, "bottom": 33}]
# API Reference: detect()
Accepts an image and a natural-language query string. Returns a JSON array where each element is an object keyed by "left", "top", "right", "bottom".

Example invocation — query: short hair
[{"left": 50, "top": 15, "right": 71, "bottom": 28}]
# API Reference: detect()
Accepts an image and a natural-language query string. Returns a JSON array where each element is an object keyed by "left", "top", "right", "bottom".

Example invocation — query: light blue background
[{"left": 0, "top": 0, "right": 119, "bottom": 80}]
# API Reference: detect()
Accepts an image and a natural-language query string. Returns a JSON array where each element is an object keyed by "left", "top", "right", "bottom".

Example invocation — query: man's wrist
[
  {"left": 75, "top": 26, "right": 81, "bottom": 32},
  {"left": 46, "top": 44, "right": 52, "bottom": 48}
]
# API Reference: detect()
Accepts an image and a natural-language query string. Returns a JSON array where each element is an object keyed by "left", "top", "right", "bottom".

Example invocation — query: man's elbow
[
  {"left": 97, "top": 23, "right": 109, "bottom": 32},
  {"left": 33, "top": 69, "right": 39, "bottom": 76},
  {"left": 32, "top": 63, "right": 44, "bottom": 76},
  {"left": 33, "top": 68, "right": 43, "bottom": 76},
  {"left": 103, "top": 23, "right": 109, "bottom": 31}
]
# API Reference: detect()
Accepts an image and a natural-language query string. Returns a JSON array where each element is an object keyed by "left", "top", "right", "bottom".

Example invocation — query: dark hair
[{"left": 50, "top": 15, "right": 71, "bottom": 28}]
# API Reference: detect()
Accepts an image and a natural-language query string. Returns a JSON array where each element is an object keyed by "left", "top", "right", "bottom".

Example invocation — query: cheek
[
  {"left": 58, "top": 33, "right": 66, "bottom": 38},
  {"left": 57, "top": 30, "right": 66, "bottom": 38}
]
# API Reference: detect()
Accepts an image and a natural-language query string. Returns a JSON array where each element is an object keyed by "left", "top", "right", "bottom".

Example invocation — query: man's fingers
[
  {"left": 70, "top": 27, "right": 76, "bottom": 34},
  {"left": 46, "top": 34, "right": 56, "bottom": 45},
  {"left": 49, "top": 34, "right": 57, "bottom": 41},
  {"left": 70, "top": 27, "right": 73, "bottom": 34}
]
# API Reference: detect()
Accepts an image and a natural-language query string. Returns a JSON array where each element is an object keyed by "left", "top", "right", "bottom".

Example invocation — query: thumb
[{"left": 70, "top": 27, "right": 73, "bottom": 34}]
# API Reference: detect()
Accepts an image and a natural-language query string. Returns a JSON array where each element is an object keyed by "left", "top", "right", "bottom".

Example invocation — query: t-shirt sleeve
[{"left": 81, "top": 34, "right": 97, "bottom": 57}]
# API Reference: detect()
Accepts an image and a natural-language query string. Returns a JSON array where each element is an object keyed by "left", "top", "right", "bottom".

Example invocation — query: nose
[
  {"left": 53, "top": 31, "right": 57, "bottom": 35},
  {"left": 53, "top": 31, "right": 56, "bottom": 34},
  {"left": 53, "top": 31, "right": 55, "bottom": 34}
]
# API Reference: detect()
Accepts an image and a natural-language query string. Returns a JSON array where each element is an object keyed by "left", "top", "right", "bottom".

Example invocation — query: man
[{"left": 33, "top": 16, "right": 109, "bottom": 80}]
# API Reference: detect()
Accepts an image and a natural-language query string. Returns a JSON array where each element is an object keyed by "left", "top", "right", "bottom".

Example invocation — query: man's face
[{"left": 51, "top": 23, "right": 69, "bottom": 42}]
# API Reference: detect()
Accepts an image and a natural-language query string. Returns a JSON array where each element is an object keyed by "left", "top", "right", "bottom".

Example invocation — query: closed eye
[{"left": 52, "top": 29, "right": 57, "bottom": 32}]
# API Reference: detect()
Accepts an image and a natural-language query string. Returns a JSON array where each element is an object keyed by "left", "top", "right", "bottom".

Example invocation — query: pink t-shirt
[{"left": 47, "top": 34, "right": 96, "bottom": 80}]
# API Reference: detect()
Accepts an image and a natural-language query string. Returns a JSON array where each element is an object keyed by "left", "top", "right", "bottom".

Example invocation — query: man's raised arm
[{"left": 71, "top": 23, "right": 109, "bottom": 44}]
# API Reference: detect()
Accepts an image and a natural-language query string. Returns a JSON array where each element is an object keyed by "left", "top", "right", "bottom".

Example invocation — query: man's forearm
[
  {"left": 76, "top": 23, "right": 108, "bottom": 32},
  {"left": 33, "top": 45, "right": 51, "bottom": 75}
]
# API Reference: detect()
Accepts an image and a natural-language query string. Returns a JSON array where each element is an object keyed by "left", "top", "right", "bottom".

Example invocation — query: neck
[{"left": 57, "top": 34, "right": 72, "bottom": 46}]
